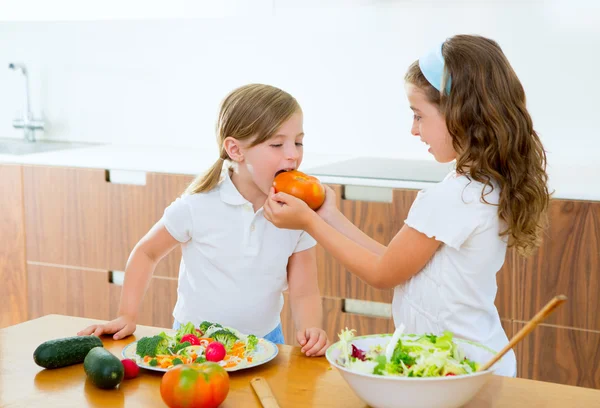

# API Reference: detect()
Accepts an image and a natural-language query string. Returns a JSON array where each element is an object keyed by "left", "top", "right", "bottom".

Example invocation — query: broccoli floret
[
  {"left": 203, "top": 324, "right": 225, "bottom": 338},
  {"left": 172, "top": 358, "right": 183, "bottom": 365},
  {"left": 171, "top": 341, "right": 191, "bottom": 354},
  {"left": 210, "top": 330, "right": 239, "bottom": 351},
  {"left": 198, "top": 321, "right": 223, "bottom": 336},
  {"left": 136, "top": 335, "right": 171, "bottom": 358},
  {"left": 194, "top": 356, "right": 207, "bottom": 364},
  {"left": 198, "top": 321, "right": 214, "bottom": 334},
  {"left": 149, "top": 358, "right": 158, "bottom": 367},
  {"left": 245, "top": 334, "right": 258, "bottom": 354}
]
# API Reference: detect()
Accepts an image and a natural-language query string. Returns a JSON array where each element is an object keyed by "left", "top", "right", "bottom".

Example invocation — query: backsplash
[{"left": 1, "top": 1, "right": 598, "bottom": 163}]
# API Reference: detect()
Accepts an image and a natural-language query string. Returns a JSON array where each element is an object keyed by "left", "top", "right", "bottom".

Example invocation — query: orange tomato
[
  {"left": 160, "top": 363, "right": 229, "bottom": 408},
  {"left": 273, "top": 170, "right": 325, "bottom": 210}
]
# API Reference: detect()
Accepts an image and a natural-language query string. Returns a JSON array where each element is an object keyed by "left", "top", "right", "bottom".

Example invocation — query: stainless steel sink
[{"left": 0, "top": 138, "right": 91, "bottom": 155}]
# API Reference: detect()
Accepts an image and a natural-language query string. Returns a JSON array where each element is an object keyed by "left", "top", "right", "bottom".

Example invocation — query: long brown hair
[
  {"left": 405, "top": 35, "right": 550, "bottom": 256},
  {"left": 185, "top": 84, "right": 301, "bottom": 194}
]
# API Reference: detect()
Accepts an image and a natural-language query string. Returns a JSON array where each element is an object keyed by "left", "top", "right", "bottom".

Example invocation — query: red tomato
[
  {"left": 181, "top": 334, "right": 201, "bottom": 346},
  {"left": 205, "top": 342, "right": 226, "bottom": 362},
  {"left": 273, "top": 170, "right": 325, "bottom": 210},
  {"left": 160, "top": 363, "right": 229, "bottom": 408}
]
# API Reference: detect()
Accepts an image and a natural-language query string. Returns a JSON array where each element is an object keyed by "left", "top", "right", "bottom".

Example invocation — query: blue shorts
[{"left": 172, "top": 320, "right": 285, "bottom": 345}]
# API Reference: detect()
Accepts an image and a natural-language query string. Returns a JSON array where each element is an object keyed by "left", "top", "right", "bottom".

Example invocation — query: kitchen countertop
[
  {"left": 0, "top": 142, "right": 598, "bottom": 201},
  {"left": 2, "top": 315, "right": 600, "bottom": 407}
]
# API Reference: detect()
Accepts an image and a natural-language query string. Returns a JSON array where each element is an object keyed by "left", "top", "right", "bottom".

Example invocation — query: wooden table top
[{"left": 1, "top": 315, "right": 599, "bottom": 407}]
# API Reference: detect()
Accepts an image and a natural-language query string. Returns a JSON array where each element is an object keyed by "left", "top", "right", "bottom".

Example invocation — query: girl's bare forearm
[
  {"left": 116, "top": 246, "right": 157, "bottom": 319},
  {"left": 323, "top": 210, "right": 387, "bottom": 256},
  {"left": 290, "top": 293, "right": 323, "bottom": 332}
]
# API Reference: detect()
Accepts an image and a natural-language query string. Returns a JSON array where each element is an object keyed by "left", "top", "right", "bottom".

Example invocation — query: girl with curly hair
[{"left": 264, "top": 34, "right": 550, "bottom": 376}]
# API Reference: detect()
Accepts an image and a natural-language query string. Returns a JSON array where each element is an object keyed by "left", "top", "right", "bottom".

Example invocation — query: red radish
[
  {"left": 205, "top": 342, "right": 226, "bottom": 362},
  {"left": 180, "top": 334, "right": 201, "bottom": 346},
  {"left": 121, "top": 359, "right": 140, "bottom": 379}
]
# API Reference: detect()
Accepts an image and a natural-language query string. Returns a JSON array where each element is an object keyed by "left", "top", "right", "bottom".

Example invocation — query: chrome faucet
[{"left": 8, "top": 63, "right": 44, "bottom": 142}]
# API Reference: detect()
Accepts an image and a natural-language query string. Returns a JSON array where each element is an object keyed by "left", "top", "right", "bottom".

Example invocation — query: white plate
[{"left": 121, "top": 336, "right": 279, "bottom": 373}]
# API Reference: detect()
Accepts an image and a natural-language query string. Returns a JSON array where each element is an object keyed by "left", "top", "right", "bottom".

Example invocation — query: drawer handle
[
  {"left": 105, "top": 169, "right": 147, "bottom": 186},
  {"left": 108, "top": 270, "right": 125, "bottom": 286},
  {"left": 342, "top": 185, "right": 393, "bottom": 203},
  {"left": 343, "top": 299, "right": 392, "bottom": 319}
]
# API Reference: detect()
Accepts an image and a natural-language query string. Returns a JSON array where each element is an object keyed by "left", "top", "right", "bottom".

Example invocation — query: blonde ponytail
[{"left": 185, "top": 155, "right": 227, "bottom": 195}]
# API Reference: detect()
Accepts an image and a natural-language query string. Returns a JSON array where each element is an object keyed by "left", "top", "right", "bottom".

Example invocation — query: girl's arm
[
  {"left": 316, "top": 186, "right": 386, "bottom": 256},
  {"left": 265, "top": 192, "right": 441, "bottom": 290},
  {"left": 287, "top": 246, "right": 330, "bottom": 356},
  {"left": 78, "top": 221, "right": 180, "bottom": 339}
]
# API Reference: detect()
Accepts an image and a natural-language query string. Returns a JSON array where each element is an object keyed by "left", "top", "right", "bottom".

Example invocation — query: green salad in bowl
[
  {"left": 326, "top": 325, "right": 495, "bottom": 408},
  {"left": 336, "top": 325, "right": 479, "bottom": 378}
]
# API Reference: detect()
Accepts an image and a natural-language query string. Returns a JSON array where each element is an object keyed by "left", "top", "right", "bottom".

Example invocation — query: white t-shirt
[
  {"left": 161, "top": 170, "right": 316, "bottom": 337},
  {"left": 395, "top": 170, "right": 517, "bottom": 377}
]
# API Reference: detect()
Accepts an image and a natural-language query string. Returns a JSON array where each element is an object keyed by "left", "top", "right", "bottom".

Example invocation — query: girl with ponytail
[{"left": 79, "top": 84, "right": 330, "bottom": 356}]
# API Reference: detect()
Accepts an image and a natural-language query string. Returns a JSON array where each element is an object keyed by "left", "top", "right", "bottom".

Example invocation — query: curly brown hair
[{"left": 405, "top": 35, "right": 550, "bottom": 256}]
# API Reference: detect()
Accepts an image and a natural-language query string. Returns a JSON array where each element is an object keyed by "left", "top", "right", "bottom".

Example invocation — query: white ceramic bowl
[{"left": 326, "top": 334, "right": 495, "bottom": 408}]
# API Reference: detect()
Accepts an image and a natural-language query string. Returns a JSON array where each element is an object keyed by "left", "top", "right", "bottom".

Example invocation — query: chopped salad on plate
[
  {"left": 335, "top": 325, "right": 480, "bottom": 377},
  {"left": 129, "top": 320, "right": 263, "bottom": 371}
]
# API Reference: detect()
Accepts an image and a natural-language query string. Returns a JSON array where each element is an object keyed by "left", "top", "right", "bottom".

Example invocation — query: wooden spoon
[
  {"left": 478, "top": 294, "right": 568, "bottom": 372},
  {"left": 251, "top": 377, "right": 280, "bottom": 408}
]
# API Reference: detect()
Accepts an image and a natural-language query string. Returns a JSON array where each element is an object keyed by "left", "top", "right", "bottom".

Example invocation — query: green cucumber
[
  {"left": 83, "top": 347, "right": 124, "bottom": 389},
  {"left": 33, "top": 335, "right": 103, "bottom": 369}
]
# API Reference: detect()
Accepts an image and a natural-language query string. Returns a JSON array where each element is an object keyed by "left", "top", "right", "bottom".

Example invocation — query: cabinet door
[
  {"left": 0, "top": 165, "right": 28, "bottom": 328},
  {"left": 23, "top": 165, "right": 194, "bottom": 278},
  {"left": 514, "top": 322, "right": 600, "bottom": 388},
  {"left": 515, "top": 200, "right": 600, "bottom": 331},
  {"left": 105, "top": 171, "right": 194, "bottom": 278},
  {"left": 27, "top": 263, "right": 119, "bottom": 321},
  {"left": 27, "top": 263, "right": 178, "bottom": 329},
  {"left": 510, "top": 199, "right": 600, "bottom": 387}
]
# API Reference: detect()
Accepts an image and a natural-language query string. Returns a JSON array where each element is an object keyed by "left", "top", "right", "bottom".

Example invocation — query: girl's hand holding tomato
[
  {"left": 314, "top": 185, "right": 339, "bottom": 222},
  {"left": 264, "top": 187, "right": 316, "bottom": 230},
  {"left": 266, "top": 170, "right": 339, "bottom": 230}
]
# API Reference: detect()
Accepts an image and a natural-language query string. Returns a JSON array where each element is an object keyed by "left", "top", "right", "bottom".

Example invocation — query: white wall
[{"left": 0, "top": 0, "right": 599, "bottom": 163}]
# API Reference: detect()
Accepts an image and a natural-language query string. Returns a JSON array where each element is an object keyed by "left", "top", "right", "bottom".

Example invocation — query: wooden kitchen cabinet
[
  {"left": 0, "top": 165, "right": 27, "bottom": 328},
  {"left": 23, "top": 165, "right": 193, "bottom": 278},
  {"left": 27, "top": 263, "right": 121, "bottom": 321},
  {"left": 14, "top": 163, "right": 600, "bottom": 390},
  {"left": 27, "top": 262, "right": 178, "bottom": 328},
  {"left": 514, "top": 322, "right": 600, "bottom": 388},
  {"left": 105, "top": 172, "right": 194, "bottom": 278},
  {"left": 514, "top": 199, "right": 600, "bottom": 331}
]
